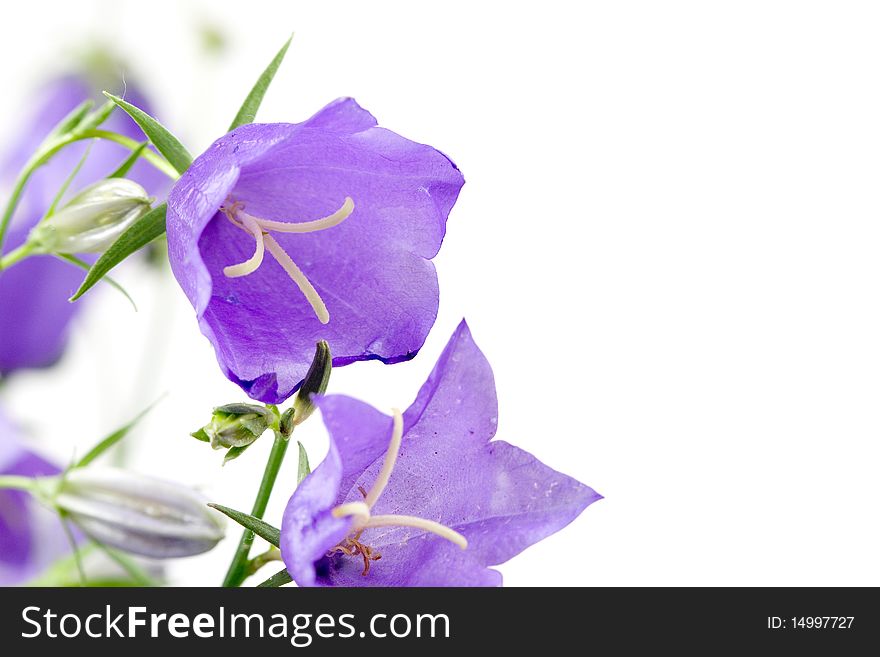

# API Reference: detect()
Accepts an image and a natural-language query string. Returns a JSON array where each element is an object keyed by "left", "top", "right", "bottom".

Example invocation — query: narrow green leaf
[
  {"left": 103, "top": 93, "right": 192, "bottom": 174},
  {"left": 256, "top": 568, "right": 293, "bottom": 588},
  {"left": 0, "top": 101, "right": 96, "bottom": 253},
  {"left": 90, "top": 538, "right": 159, "bottom": 587},
  {"left": 107, "top": 141, "right": 149, "bottom": 178},
  {"left": 296, "top": 441, "right": 310, "bottom": 485},
  {"left": 223, "top": 443, "right": 252, "bottom": 465},
  {"left": 77, "top": 100, "right": 116, "bottom": 133},
  {"left": 228, "top": 35, "right": 293, "bottom": 131},
  {"left": 60, "top": 516, "right": 87, "bottom": 586},
  {"left": 46, "top": 142, "right": 93, "bottom": 217},
  {"left": 207, "top": 503, "right": 280, "bottom": 547},
  {"left": 54, "top": 254, "right": 137, "bottom": 311},
  {"left": 48, "top": 100, "right": 94, "bottom": 140},
  {"left": 70, "top": 202, "right": 167, "bottom": 301},
  {"left": 76, "top": 397, "right": 164, "bottom": 468},
  {"left": 190, "top": 428, "right": 211, "bottom": 443}
]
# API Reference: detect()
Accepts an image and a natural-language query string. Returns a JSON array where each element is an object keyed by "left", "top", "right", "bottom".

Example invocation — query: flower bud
[
  {"left": 28, "top": 178, "right": 152, "bottom": 254},
  {"left": 194, "top": 403, "right": 274, "bottom": 450},
  {"left": 54, "top": 467, "right": 224, "bottom": 559},
  {"left": 292, "top": 340, "right": 331, "bottom": 427}
]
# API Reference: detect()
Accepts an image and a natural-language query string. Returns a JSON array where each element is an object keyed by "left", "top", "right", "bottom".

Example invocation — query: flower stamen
[
  {"left": 218, "top": 197, "right": 355, "bottom": 324},
  {"left": 240, "top": 197, "right": 354, "bottom": 234},
  {"left": 327, "top": 530, "right": 382, "bottom": 576},
  {"left": 263, "top": 234, "right": 330, "bottom": 324},
  {"left": 332, "top": 501, "right": 371, "bottom": 524},
  {"left": 328, "top": 408, "right": 467, "bottom": 575},
  {"left": 222, "top": 213, "right": 265, "bottom": 278},
  {"left": 363, "top": 408, "right": 403, "bottom": 508},
  {"left": 365, "top": 514, "right": 467, "bottom": 549}
]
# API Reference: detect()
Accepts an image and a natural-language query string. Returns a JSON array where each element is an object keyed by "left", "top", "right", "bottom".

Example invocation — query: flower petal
[
  {"left": 0, "top": 411, "right": 66, "bottom": 585},
  {"left": 302, "top": 97, "right": 378, "bottom": 133},
  {"left": 317, "top": 535, "right": 502, "bottom": 587},
  {"left": 280, "top": 394, "right": 392, "bottom": 586},
  {"left": 281, "top": 321, "right": 600, "bottom": 586},
  {"left": 167, "top": 99, "right": 464, "bottom": 403}
]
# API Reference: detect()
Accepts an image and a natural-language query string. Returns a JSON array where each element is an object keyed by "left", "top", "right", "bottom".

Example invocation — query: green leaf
[
  {"left": 256, "top": 568, "right": 293, "bottom": 588},
  {"left": 75, "top": 397, "right": 164, "bottom": 468},
  {"left": 60, "top": 516, "right": 87, "bottom": 586},
  {"left": 54, "top": 254, "right": 137, "bottom": 311},
  {"left": 46, "top": 142, "right": 92, "bottom": 217},
  {"left": 103, "top": 93, "right": 192, "bottom": 174},
  {"left": 222, "top": 443, "right": 252, "bottom": 465},
  {"left": 107, "top": 141, "right": 149, "bottom": 178},
  {"left": 228, "top": 35, "right": 293, "bottom": 131},
  {"left": 190, "top": 428, "right": 211, "bottom": 443},
  {"left": 207, "top": 503, "right": 280, "bottom": 547},
  {"left": 70, "top": 202, "right": 167, "bottom": 302},
  {"left": 90, "top": 538, "right": 159, "bottom": 587},
  {"left": 48, "top": 100, "right": 94, "bottom": 140},
  {"left": 78, "top": 100, "right": 117, "bottom": 133},
  {"left": 296, "top": 441, "right": 310, "bottom": 485}
]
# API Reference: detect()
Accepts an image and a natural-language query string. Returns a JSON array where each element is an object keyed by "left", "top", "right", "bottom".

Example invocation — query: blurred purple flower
[
  {"left": 0, "top": 75, "right": 165, "bottom": 375},
  {"left": 0, "top": 409, "right": 67, "bottom": 586},
  {"left": 166, "top": 98, "right": 464, "bottom": 404},
  {"left": 280, "top": 320, "right": 601, "bottom": 586}
]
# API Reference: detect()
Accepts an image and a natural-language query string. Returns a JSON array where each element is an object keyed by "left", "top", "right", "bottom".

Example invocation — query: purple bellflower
[
  {"left": 0, "top": 409, "right": 67, "bottom": 586},
  {"left": 280, "top": 321, "right": 601, "bottom": 586},
  {"left": 0, "top": 75, "right": 164, "bottom": 375},
  {"left": 166, "top": 98, "right": 464, "bottom": 404}
]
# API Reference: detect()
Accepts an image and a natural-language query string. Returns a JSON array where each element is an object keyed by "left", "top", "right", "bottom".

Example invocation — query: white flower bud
[
  {"left": 29, "top": 179, "right": 152, "bottom": 254},
  {"left": 54, "top": 467, "right": 224, "bottom": 559}
]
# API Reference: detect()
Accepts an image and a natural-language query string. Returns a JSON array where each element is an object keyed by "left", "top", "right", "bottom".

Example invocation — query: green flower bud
[
  {"left": 195, "top": 403, "right": 274, "bottom": 450},
  {"left": 279, "top": 407, "right": 296, "bottom": 438},
  {"left": 292, "top": 340, "right": 332, "bottom": 427},
  {"left": 53, "top": 467, "right": 225, "bottom": 559},
  {"left": 28, "top": 178, "right": 152, "bottom": 254}
]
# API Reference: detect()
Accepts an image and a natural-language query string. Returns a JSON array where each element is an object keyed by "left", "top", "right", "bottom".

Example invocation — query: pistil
[{"left": 219, "top": 197, "right": 354, "bottom": 324}]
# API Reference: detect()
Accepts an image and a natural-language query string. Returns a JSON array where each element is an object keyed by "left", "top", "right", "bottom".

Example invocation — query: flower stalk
[
  {"left": 220, "top": 340, "right": 330, "bottom": 586},
  {"left": 222, "top": 429, "right": 290, "bottom": 587},
  {"left": 0, "top": 475, "right": 39, "bottom": 492},
  {"left": 0, "top": 127, "right": 176, "bottom": 261}
]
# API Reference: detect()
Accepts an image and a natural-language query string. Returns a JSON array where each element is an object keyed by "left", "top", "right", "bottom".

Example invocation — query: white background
[{"left": 2, "top": 0, "right": 879, "bottom": 586}]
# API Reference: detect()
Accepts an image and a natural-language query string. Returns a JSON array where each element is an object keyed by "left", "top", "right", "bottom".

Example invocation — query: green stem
[
  {"left": 245, "top": 547, "right": 282, "bottom": 577},
  {"left": 0, "top": 129, "right": 177, "bottom": 255},
  {"left": 222, "top": 431, "right": 290, "bottom": 587},
  {"left": 0, "top": 475, "right": 36, "bottom": 492},
  {"left": 0, "top": 242, "right": 37, "bottom": 271},
  {"left": 80, "top": 130, "right": 179, "bottom": 180},
  {"left": 0, "top": 167, "right": 34, "bottom": 256}
]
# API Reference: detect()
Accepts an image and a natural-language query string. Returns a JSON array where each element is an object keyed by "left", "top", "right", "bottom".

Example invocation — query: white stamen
[
  {"left": 363, "top": 409, "right": 403, "bottom": 508},
  {"left": 220, "top": 197, "right": 355, "bottom": 323},
  {"left": 263, "top": 234, "right": 330, "bottom": 324},
  {"left": 332, "top": 501, "right": 371, "bottom": 524},
  {"left": 328, "top": 408, "right": 467, "bottom": 563},
  {"left": 365, "top": 515, "right": 468, "bottom": 549},
  {"left": 222, "top": 213, "right": 266, "bottom": 277},
  {"left": 243, "top": 197, "right": 354, "bottom": 234}
]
